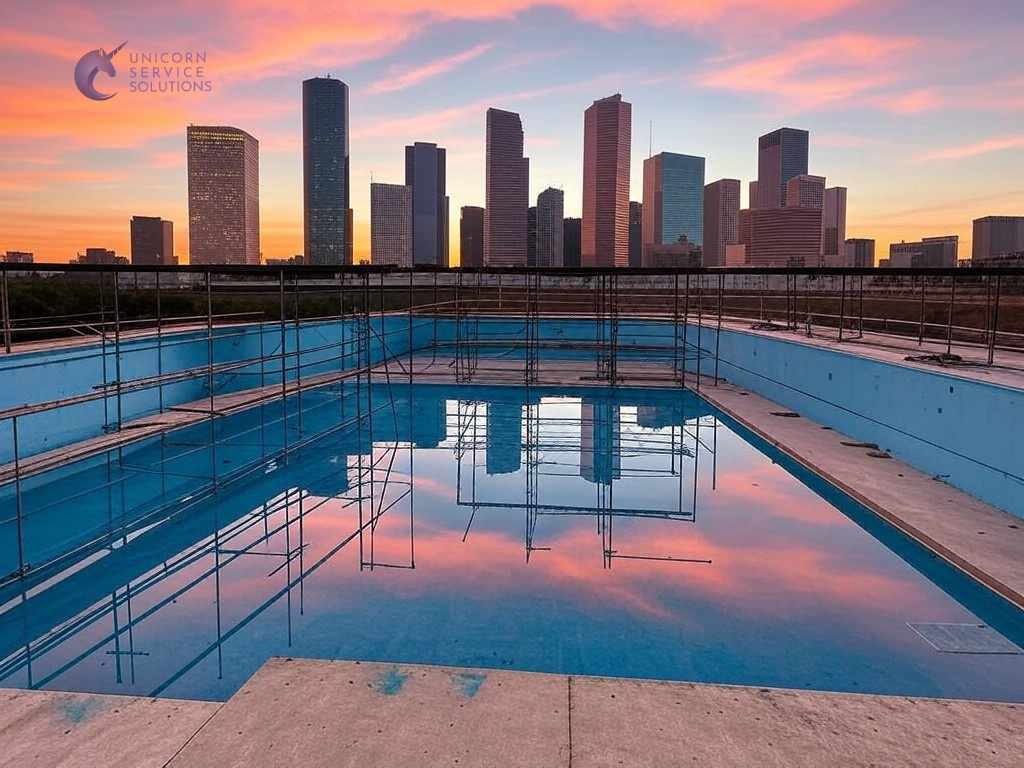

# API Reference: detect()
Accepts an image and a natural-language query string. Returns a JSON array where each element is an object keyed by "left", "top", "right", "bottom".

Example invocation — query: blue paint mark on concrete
[
  {"left": 452, "top": 671, "right": 486, "bottom": 698},
  {"left": 375, "top": 668, "right": 409, "bottom": 695},
  {"left": 59, "top": 697, "right": 105, "bottom": 724}
]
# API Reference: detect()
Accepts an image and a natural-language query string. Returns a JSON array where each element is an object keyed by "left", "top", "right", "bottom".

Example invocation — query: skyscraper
[
  {"left": 785, "top": 174, "right": 825, "bottom": 209},
  {"left": 582, "top": 94, "right": 631, "bottom": 267},
  {"left": 536, "top": 188, "right": 564, "bottom": 268},
  {"left": 628, "top": 201, "right": 642, "bottom": 268},
  {"left": 844, "top": 238, "right": 875, "bottom": 267},
  {"left": 370, "top": 183, "right": 412, "bottom": 266},
  {"left": 563, "top": 217, "right": 582, "bottom": 267},
  {"left": 703, "top": 179, "right": 740, "bottom": 267},
  {"left": 757, "top": 127, "right": 809, "bottom": 209},
  {"left": 887, "top": 235, "right": 958, "bottom": 268},
  {"left": 972, "top": 216, "right": 1024, "bottom": 263},
  {"left": 642, "top": 152, "right": 704, "bottom": 263},
  {"left": 187, "top": 125, "right": 259, "bottom": 265},
  {"left": 484, "top": 108, "right": 529, "bottom": 266},
  {"left": 460, "top": 206, "right": 485, "bottom": 267},
  {"left": 130, "top": 216, "right": 174, "bottom": 265},
  {"left": 527, "top": 206, "right": 537, "bottom": 266},
  {"left": 738, "top": 207, "right": 822, "bottom": 267},
  {"left": 748, "top": 180, "right": 760, "bottom": 209},
  {"left": 822, "top": 187, "right": 848, "bottom": 265},
  {"left": 405, "top": 142, "right": 448, "bottom": 266},
  {"left": 303, "top": 77, "right": 350, "bottom": 265}
]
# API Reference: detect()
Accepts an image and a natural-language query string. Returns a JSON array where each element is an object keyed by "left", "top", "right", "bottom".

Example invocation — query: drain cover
[{"left": 907, "top": 623, "right": 1023, "bottom": 654}]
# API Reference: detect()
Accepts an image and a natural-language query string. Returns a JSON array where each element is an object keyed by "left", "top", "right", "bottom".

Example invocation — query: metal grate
[{"left": 907, "top": 623, "right": 1023, "bottom": 654}]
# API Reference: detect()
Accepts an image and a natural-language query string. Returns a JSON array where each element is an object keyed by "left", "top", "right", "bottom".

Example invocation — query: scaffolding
[
  {"left": 1, "top": 261, "right": 1023, "bottom": 694},
  {"left": 1, "top": 262, "right": 1023, "bottom": 591}
]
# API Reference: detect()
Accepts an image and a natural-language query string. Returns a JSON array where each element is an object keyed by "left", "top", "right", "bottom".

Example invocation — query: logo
[{"left": 74, "top": 42, "right": 127, "bottom": 101}]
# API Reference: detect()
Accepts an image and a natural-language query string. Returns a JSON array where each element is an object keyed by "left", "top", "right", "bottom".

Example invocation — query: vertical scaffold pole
[
  {"left": 838, "top": 273, "right": 847, "bottom": 342},
  {"left": 113, "top": 268, "right": 123, "bottom": 431},
  {"left": 1, "top": 269, "right": 11, "bottom": 354},
  {"left": 988, "top": 274, "right": 1001, "bottom": 366},
  {"left": 206, "top": 270, "right": 217, "bottom": 489},
  {"left": 946, "top": 274, "right": 956, "bottom": 357},
  {"left": 279, "top": 269, "right": 288, "bottom": 462},
  {"left": 715, "top": 273, "right": 723, "bottom": 386}
]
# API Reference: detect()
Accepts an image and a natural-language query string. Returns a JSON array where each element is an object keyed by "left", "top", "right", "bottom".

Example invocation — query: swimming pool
[{"left": 0, "top": 381, "right": 1021, "bottom": 702}]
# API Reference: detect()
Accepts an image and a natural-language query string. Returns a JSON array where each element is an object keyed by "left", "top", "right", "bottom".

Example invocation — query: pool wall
[{"left": 1, "top": 315, "right": 1020, "bottom": 518}]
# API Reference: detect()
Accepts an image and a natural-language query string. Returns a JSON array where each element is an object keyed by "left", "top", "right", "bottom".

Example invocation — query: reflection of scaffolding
[{"left": 454, "top": 394, "right": 718, "bottom": 568}]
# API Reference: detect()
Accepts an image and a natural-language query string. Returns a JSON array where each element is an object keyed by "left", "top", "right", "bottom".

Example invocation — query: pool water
[{"left": 0, "top": 382, "right": 1022, "bottom": 702}]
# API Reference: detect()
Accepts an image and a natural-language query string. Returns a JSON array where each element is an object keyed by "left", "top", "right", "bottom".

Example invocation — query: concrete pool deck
[{"left": 6, "top": 658, "right": 1021, "bottom": 767}]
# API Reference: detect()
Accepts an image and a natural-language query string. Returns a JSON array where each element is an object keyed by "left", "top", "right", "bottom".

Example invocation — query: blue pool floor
[{"left": 0, "top": 381, "right": 1022, "bottom": 702}]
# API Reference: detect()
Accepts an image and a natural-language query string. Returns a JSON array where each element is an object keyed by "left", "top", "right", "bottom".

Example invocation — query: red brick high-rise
[{"left": 582, "top": 94, "right": 631, "bottom": 267}]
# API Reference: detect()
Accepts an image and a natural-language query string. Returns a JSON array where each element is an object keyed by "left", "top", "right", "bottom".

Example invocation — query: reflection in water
[{"left": 0, "top": 383, "right": 1022, "bottom": 703}]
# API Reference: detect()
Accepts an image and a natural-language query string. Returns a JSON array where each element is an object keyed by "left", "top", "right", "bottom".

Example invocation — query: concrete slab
[
  {"left": 570, "top": 676, "right": 1024, "bottom": 768},
  {"left": 699, "top": 383, "right": 1024, "bottom": 609},
  {"left": 0, "top": 688, "right": 220, "bottom": 768},
  {"left": 167, "top": 658, "right": 570, "bottom": 768}
]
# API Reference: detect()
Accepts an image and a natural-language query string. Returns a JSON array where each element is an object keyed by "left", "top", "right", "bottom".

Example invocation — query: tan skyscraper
[
  {"left": 582, "top": 94, "right": 631, "bottom": 267},
  {"left": 187, "top": 126, "right": 260, "bottom": 265},
  {"left": 370, "top": 183, "right": 412, "bottom": 266},
  {"left": 484, "top": 108, "right": 529, "bottom": 266}
]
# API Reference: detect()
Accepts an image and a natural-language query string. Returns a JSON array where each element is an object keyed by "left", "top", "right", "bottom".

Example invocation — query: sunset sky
[{"left": 1, "top": 0, "right": 1022, "bottom": 264}]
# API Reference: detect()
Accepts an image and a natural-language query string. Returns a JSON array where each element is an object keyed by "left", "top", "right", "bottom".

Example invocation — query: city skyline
[{"left": 1, "top": 1, "right": 1022, "bottom": 263}]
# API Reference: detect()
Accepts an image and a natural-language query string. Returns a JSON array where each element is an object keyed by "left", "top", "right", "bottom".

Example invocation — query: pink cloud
[
  {"left": 697, "top": 33, "right": 921, "bottom": 111},
  {"left": 367, "top": 43, "right": 495, "bottom": 94},
  {"left": 921, "top": 135, "right": 1024, "bottom": 161}
]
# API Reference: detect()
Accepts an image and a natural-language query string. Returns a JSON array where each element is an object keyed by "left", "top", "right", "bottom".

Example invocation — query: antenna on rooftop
[{"left": 649, "top": 120, "right": 653, "bottom": 158}]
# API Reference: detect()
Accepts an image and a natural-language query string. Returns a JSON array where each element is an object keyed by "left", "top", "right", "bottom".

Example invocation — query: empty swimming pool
[{"left": 0, "top": 382, "right": 1022, "bottom": 702}]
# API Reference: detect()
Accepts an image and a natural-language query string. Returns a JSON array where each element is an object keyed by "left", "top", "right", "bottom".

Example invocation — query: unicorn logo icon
[{"left": 74, "top": 42, "right": 127, "bottom": 101}]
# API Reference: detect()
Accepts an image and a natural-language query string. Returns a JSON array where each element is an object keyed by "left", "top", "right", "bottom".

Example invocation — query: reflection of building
[
  {"left": 485, "top": 108, "right": 529, "bottom": 266},
  {"left": 757, "top": 127, "right": 809, "bottom": 209},
  {"left": 405, "top": 142, "right": 448, "bottom": 266},
  {"left": 582, "top": 93, "right": 631, "bottom": 267},
  {"left": 738, "top": 207, "right": 822, "bottom": 267},
  {"left": 410, "top": 393, "right": 447, "bottom": 448},
  {"left": 972, "top": 216, "right": 1024, "bottom": 264},
  {"left": 187, "top": 125, "right": 260, "bottom": 265},
  {"left": 130, "top": 216, "right": 174, "bottom": 265},
  {"left": 887, "top": 235, "right": 958, "bottom": 268},
  {"left": 370, "top": 183, "right": 412, "bottom": 266},
  {"left": 486, "top": 401, "right": 522, "bottom": 475},
  {"left": 703, "top": 179, "right": 740, "bottom": 267},
  {"left": 580, "top": 399, "right": 620, "bottom": 484},
  {"left": 642, "top": 152, "right": 705, "bottom": 262},
  {"left": 460, "top": 206, "right": 485, "bottom": 267},
  {"left": 303, "top": 77, "right": 351, "bottom": 265}
]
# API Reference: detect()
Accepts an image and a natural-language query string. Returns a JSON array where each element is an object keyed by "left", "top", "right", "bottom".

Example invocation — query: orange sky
[{"left": 1, "top": 1, "right": 1022, "bottom": 264}]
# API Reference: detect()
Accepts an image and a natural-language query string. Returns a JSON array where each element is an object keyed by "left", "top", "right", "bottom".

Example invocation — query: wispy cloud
[
  {"left": 921, "top": 135, "right": 1024, "bottom": 161},
  {"left": 367, "top": 43, "right": 494, "bottom": 94},
  {"left": 697, "top": 33, "right": 921, "bottom": 111}
]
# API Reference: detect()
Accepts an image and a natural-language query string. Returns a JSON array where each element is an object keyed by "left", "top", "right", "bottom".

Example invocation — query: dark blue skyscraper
[
  {"left": 757, "top": 127, "right": 809, "bottom": 209},
  {"left": 405, "top": 142, "right": 448, "bottom": 266},
  {"left": 303, "top": 77, "right": 351, "bottom": 265}
]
